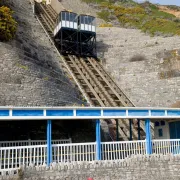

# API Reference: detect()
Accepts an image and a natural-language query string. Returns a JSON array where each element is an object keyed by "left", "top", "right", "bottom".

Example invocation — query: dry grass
[{"left": 171, "top": 101, "right": 180, "bottom": 108}]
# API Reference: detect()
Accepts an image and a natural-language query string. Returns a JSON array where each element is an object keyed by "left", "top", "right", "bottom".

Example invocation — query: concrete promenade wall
[{"left": 1, "top": 154, "right": 180, "bottom": 180}]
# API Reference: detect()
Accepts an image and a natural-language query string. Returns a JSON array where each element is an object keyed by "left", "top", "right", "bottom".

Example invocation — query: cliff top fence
[{"left": 0, "top": 139, "right": 180, "bottom": 173}]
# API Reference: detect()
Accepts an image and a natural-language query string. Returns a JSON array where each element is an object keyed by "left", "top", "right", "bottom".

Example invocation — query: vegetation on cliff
[
  {"left": 82, "top": 0, "right": 180, "bottom": 36},
  {"left": 0, "top": 5, "right": 17, "bottom": 41}
]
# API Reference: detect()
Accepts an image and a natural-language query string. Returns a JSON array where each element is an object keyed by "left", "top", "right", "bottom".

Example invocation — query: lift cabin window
[
  {"left": 61, "top": 12, "right": 76, "bottom": 22},
  {"left": 80, "top": 16, "right": 85, "bottom": 25},
  {"left": 85, "top": 16, "right": 89, "bottom": 24},
  {"left": 61, "top": 12, "right": 66, "bottom": 21},
  {"left": 80, "top": 16, "right": 89, "bottom": 25},
  {"left": 70, "top": 13, "right": 76, "bottom": 22},
  {"left": 80, "top": 16, "right": 95, "bottom": 25},
  {"left": 88, "top": 16, "right": 95, "bottom": 26}
]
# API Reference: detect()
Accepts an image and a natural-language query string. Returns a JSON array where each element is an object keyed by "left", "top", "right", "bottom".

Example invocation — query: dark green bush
[
  {"left": 97, "top": 10, "right": 110, "bottom": 22},
  {"left": 0, "top": 6, "right": 17, "bottom": 41}
]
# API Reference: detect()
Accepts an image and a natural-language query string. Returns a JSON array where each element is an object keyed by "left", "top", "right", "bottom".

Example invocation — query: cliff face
[
  {"left": 0, "top": 0, "right": 84, "bottom": 106},
  {"left": 97, "top": 27, "right": 180, "bottom": 107},
  {"left": 60, "top": 0, "right": 180, "bottom": 107}
]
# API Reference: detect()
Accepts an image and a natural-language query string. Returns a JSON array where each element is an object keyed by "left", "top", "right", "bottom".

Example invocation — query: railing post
[
  {"left": 145, "top": 119, "right": 152, "bottom": 154},
  {"left": 96, "top": 120, "right": 101, "bottom": 160},
  {"left": 47, "top": 120, "right": 52, "bottom": 166},
  {"left": 28, "top": 139, "right": 31, "bottom": 146}
]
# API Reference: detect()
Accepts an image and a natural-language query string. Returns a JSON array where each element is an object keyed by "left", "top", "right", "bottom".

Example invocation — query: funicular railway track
[{"left": 34, "top": 2, "right": 154, "bottom": 141}]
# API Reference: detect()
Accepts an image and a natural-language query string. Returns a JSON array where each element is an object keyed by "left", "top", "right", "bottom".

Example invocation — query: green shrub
[
  {"left": 141, "top": 18, "right": 180, "bottom": 36},
  {"left": 150, "top": 9, "right": 175, "bottom": 19},
  {"left": 99, "top": 23, "right": 113, "bottom": 27},
  {"left": 0, "top": 6, "right": 17, "bottom": 41},
  {"left": 97, "top": 10, "right": 110, "bottom": 22}
]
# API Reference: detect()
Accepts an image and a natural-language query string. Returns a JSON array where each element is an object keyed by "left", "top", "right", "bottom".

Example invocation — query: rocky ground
[{"left": 96, "top": 27, "right": 180, "bottom": 107}]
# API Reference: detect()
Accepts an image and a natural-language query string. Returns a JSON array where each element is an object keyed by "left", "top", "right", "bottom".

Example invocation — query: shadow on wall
[
  {"left": 96, "top": 40, "right": 112, "bottom": 63},
  {"left": 157, "top": 49, "right": 180, "bottom": 79},
  {"left": 129, "top": 54, "right": 147, "bottom": 62},
  {"left": 0, "top": 121, "right": 68, "bottom": 141},
  {"left": 0, "top": 120, "right": 95, "bottom": 142}
]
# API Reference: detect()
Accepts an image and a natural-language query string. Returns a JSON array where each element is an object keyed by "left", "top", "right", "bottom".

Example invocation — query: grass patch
[
  {"left": 150, "top": 9, "right": 175, "bottom": 19},
  {"left": 97, "top": 10, "right": 110, "bottom": 22},
  {"left": 99, "top": 23, "right": 113, "bottom": 27},
  {"left": 84, "top": 0, "right": 180, "bottom": 36},
  {"left": 110, "top": 3, "right": 180, "bottom": 36},
  {"left": 16, "top": 63, "right": 28, "bottom": 70}
]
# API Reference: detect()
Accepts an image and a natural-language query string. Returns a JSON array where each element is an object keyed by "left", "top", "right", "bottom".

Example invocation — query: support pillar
[
  {"left": 96, "top": 120, "right": 101, "bottom": 160},
  {"left": 129, "top": 119, "right": 132, "bottom": 141},
  {"left": 116, "top": 120, "right": 119, "bottom": 141},
  {"left": 47, "top": 120, "right": 52, "bottom": 166},
  {"left": 138, "top": 119, "right": 141, "bottom": 140},
  {"left": 145, "top": 119, "right": 152, "bottom": 154}
]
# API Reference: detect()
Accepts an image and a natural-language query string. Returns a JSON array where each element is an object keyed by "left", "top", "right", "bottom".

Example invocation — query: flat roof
[{"left": 0, "top": 107, "right": 179, "bottom": 120}]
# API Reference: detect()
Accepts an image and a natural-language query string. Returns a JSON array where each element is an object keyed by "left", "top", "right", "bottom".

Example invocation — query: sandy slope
[{"left": 158, "top": 6, "right": 180, "bottom": 18}]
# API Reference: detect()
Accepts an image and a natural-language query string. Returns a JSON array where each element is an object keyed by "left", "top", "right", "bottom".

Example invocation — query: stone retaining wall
[{"left": 1, "top": 154, "right": 180, "bottom": 180}]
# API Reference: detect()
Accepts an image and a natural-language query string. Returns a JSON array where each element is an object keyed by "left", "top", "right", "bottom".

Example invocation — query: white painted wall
[
  {"left": 154, "top": 120, "right": 170, "bottom": 139},
  {"left": 54, "top": 21, "right": 78, "bottom": 36},
  {"left": 80, "top": 24, "right": 96, "bottom": 32}
]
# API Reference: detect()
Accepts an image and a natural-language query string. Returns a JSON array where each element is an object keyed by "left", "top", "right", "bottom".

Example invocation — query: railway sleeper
[{"left": 39, "top": 3, "right": 55, "bottom": 26}]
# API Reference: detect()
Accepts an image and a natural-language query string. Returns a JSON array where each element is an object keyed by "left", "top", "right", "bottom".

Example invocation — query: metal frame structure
[
  {"left": 54, "top": 11, "right": 79, "bottom": 55},
  {"left": 78, "top": 15, "right": 96, "bottom": 57},
  {"left": 53, "top": 12, "right": 97, "bottom": 57},
  {"left": 0, "top": 106, "right": 179, "bottom": 164}
]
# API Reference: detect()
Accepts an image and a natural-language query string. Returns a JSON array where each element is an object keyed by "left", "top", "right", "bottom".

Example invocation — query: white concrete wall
[{"left": 154, "top": 120, "right": 170, "bottom": 139}]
